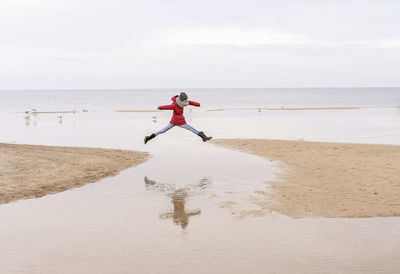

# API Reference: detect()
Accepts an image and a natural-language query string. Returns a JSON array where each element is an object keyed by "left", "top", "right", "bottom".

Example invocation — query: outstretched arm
[
  {"left": 188, "top": 101, "right": 200, "bottom": 107},
  {"left": 158, "top": 104, "right": 174, "bottom": 110}
]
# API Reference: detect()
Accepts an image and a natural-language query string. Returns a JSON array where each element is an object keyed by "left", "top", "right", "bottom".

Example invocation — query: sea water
[{"left": 0, "top": 88, "right": 399, "bottom": 112}]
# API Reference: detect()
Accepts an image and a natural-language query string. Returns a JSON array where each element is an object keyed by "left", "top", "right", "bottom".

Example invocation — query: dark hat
[{"left": 179, "top": 92, "right": 188, "bottom": 101}]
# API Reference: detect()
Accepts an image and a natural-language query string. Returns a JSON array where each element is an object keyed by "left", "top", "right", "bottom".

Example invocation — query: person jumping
[{"left": 144, "top": 92, "right": 212, "bottom": 144}]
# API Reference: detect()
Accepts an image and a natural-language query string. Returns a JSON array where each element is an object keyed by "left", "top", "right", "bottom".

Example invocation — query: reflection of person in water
[
  {"left": 159, "top": 190, "right": 201, "bottom": 229},
  {"left": 144, "top": 176, "right": 209, "bottom": 229}
]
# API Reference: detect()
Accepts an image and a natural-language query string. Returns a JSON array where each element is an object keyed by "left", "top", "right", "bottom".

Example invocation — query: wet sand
[
  {"left": 207, "top": 106, "right": 399, "bottom": 111},
  {"left": 0, "top": 143, "right": 150, "bottom": 204},
  {"left": 212, "top": 139, "right": 400, "bottom": 218}
]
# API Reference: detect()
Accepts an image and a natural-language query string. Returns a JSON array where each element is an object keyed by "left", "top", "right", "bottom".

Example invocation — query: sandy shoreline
[
  {"left": 212, "top": 139, "right": 400, "bottom": 218},
  {"left": 0, "top": 143, "right": 150, "bottom": 204}
]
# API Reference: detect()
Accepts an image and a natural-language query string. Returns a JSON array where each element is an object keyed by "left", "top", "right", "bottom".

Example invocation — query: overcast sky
[{"left": 1, "top": 0, "right": 399, "bottom": 89}]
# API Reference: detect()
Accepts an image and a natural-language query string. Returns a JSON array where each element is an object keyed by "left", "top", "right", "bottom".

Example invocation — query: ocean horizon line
[{"left": 1, "top": 86, "right": 400, "bottom": 92}]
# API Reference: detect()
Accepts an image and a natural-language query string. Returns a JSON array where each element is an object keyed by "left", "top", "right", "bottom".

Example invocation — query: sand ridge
[
  {"left": 212, "top": 139, "right": 400, "bottom": 218},
  {"left": 0, "top": 143, "right": 150, "bottom": 204}
]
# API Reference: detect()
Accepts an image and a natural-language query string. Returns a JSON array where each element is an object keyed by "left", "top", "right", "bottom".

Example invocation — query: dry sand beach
[
  {"left": 212, "top": 139, "right": 400, "bottom": 218},
  {"left": 0, "top": 143, "right": 149, "bottom": 204}
]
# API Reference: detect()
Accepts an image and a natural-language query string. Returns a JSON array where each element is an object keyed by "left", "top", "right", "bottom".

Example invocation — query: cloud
[
  {"left": 312, "top": 39, "right": 400, "bottom": 50},
  {"left": 151, "top": 26, "right": 400, "bottom": 52},
  {"left": 0, "top": 0, "right": 51, "bottom": 8},
  {"left": 156, "top": 27, "right": 310, "bottom": 47},
  {"left": 361, "top": 39, "right": 400, "bottom": 49}
]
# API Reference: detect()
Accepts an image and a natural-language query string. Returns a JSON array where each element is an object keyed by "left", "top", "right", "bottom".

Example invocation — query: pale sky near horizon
[{"left": 1, "top": 0, "right": 399, "bottom": 89}]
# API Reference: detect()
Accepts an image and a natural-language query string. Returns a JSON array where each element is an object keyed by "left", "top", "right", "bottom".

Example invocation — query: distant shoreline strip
[{"left": 13, "top": 105, "right": 400, "bottom": 114}]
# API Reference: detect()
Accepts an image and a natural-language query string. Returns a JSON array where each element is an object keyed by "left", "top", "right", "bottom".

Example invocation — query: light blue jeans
[{"left": 155, "top": 123, "right": 200, "bottom": 136}]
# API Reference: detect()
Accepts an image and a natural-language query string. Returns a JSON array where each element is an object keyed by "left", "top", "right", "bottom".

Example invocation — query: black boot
[
  {"left": 198, "top": 131, "right": 212, "bottom": 142},
  {"left": 144, "top": 133, "right": 156, "bottom": 144}
]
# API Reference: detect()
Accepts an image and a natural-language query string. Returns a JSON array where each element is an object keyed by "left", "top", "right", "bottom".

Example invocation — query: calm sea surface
[{"left": 0, "top": 88, "right": 399, "bottom": 112}]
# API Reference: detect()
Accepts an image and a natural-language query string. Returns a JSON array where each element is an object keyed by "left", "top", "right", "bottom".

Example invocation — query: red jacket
[{"left": 158, "top": 95, "right": 200, "bottom": 125}]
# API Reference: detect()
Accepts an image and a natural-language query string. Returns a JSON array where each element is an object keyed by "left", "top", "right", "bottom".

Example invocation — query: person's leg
[
  {"left": 178, "top": 124, "right": 212, "bottom": 142},
  {"left": 144, "top": 123, "right": 175, "bottom": 144},
  {"left": 178, "top": 123, "right": 200, "bottom": 135},
  {"left": 155, "top": 123, "right": 175, "bottom": 136}
]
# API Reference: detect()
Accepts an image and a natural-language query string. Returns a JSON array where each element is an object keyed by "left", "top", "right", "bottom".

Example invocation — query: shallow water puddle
[{"left": 139, "top": 139, "right": 278, "bottom": 219}]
